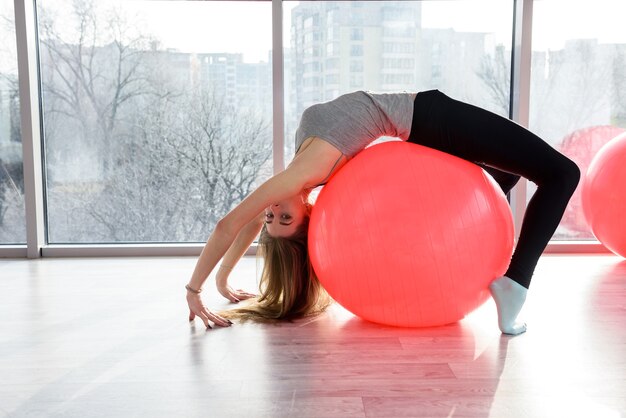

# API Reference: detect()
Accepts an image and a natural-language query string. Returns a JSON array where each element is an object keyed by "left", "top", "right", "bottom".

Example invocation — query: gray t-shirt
[{"left": 295, "top": 91, "right": 415, "bottom": 158}]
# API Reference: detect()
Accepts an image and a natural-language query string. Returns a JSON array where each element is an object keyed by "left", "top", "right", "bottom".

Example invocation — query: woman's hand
[
  {"left": 186, "top": 292, "right": 233, "bottom": 329},
  {"left": 215, "top": 264, "right": 257, "bottom": 303},
  {"left": 216, "top": 281, "right": 257, "bottom": 303}
]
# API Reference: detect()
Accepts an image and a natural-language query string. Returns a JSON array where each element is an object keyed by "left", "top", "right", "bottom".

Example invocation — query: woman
[{"left": 185, "top": 89, "right": 580, "bottom": 335}]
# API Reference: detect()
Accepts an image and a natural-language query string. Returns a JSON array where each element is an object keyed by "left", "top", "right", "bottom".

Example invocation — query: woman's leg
[
  {"left": 409, "top": 90, "right": 580, "bottom": 334},
  {"left": 477, "top": 164, "right": 520, "bottom": 195},
  {"left": 409, "top": 91, "right": 520, "bottom": 200},
  {"left": 436, "top": 93, "right": 580, "bottom": 287}
]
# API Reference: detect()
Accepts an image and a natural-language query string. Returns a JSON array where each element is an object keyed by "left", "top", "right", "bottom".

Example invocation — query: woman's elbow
[
  {"left": 214, "top": 217, "right": 237, "bottom": 238},
  {"left": 214, "top": 212, "right": 260, "bottom": 238}
]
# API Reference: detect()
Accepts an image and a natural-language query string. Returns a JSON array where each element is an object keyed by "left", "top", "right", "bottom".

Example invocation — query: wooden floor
[{"left": 0, "top": 254, "right": 624, "bottom": 418}]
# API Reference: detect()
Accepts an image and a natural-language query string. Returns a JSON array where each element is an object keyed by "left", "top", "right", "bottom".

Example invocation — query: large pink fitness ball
[
  {"left": 308, "top": 142, "right": 514, "bottom": 327},
  {"left": 582, "top": 133, "right": 626, "bottom": 258}
]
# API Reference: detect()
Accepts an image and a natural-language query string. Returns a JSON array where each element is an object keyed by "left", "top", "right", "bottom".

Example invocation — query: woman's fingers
[
  {"left": 196, "top": 310, "right": 212, "bottom": 329},
  {"left": 187, "top": 294, "right": 232, "bottom": 329},
  {"left": 234, "top": 289, "right": 257, "bottom": 300},
  {"left": 203, "top": 308, "right": 233, "bottom": 327},
  {"left": 218, "top": 284, "right": 256, "bottom": 303},
  {"left": 225, "top": 293, "right": 240, "bottom": 303},
  {"left": 218, "top": 286, "right": 240, "bottom": 303},
  {"left": 190, "top": 307, "right": 232, "bottom": 329}
]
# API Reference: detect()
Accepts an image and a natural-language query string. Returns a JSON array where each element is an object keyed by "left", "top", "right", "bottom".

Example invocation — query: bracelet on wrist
[{"left": 185, "top": 284, "right": 202, "bottom": 294}]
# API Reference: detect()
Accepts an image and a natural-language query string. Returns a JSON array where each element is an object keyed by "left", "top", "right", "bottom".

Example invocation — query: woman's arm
[
  {"left": 185, "top": 168, "right": 307, "bottom": 328},
  {"left": 214, "top": 211, "right": 265, "bottom": 303},
  {"left": 185, "top": 137, "right": 344, "bottom": 328},
  {"left": 188, "top": 139, "right": 341, "bottom": 291},
  {"left": 188, "top": 169, "right": 305, "bottom": 288}
]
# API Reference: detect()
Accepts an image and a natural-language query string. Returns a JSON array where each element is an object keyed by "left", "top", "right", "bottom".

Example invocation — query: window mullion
[
  {"left": 272, "top": 0, "right": 285, "bottom": 174},
  {"left": 509, "top": 0, "right": 533, "bottom": 241},
  {"left": 14, "top": 0, "right": 45, "bottom": 258}
]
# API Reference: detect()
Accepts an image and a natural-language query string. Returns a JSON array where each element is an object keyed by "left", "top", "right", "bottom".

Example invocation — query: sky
[
  {"left": 123, "top": 0, "right": 626, "bottom": 61},
  {"left": 1, "top": 0, "right": 626, "bottom": 69}
]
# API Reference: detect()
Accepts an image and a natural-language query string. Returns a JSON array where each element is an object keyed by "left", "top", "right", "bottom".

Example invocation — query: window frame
[{"left": 2, "top": 0, "right": 609, "bottom": 258}]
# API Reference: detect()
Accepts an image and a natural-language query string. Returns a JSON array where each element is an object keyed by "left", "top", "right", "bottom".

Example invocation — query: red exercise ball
[
  {"left": 558, "top": 125, "right": 625, "bottom": 237},
  {"left": 308, "top": 142, "right": 514, "bottom": 327},
  {"left": 582, "top": 132, "right": 626, "bottom": 258}
]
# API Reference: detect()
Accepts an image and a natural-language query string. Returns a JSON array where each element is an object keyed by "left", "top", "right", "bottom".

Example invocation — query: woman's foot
[{"left": 489, "top": 276, "right": 527, "bottom": 335}]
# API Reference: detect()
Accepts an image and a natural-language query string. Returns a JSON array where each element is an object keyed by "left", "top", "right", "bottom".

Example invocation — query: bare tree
[
  {"left": 0, "top": 8, "right": 26, "bottom": 242},
  {"left": 0, "top": 154, "right": 24, "bottom": 241},
  {"left": 0, "top": 74, "right": 23, "bottom": 242},
  {"left": 476, "top": 45, "right": 510, "bottom": 116},
  {"left": 40, "top": 1, "right": 273, "bottom": 242},
  {"left": 561, "top": 41, "right": 612, "bottom": 132},
  {"left": 79, "top": 89, "right": 272, "bottom": 242},
  {"left": 612, "top": 45, "right": 626, "bottom": 125},
  {"left": 38, "top": 0, "right": 154, "bottom": 174}
]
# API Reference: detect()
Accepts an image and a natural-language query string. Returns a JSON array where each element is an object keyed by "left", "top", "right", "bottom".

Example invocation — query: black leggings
[{"left": 408, "top": 90, "right": 580, "bottom": 288}]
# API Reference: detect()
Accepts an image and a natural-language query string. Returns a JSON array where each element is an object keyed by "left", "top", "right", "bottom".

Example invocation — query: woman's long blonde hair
[{"left": 222, "top": 203, "right": 332, "bottom": 322}]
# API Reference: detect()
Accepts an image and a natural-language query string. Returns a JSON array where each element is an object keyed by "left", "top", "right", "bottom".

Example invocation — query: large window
[
  {"left": 529, "top": 0, "right": 626, "bottom": 240},
  {"left": 5, "top": 0, "right": 625, "bottom": 253},
  {"left": 37, "top": 0, "right": 273, "bottom": 243},
  {"left": 284, "top": 0, "right": 514, "bottom": 160},
  {"left": 0, "top": 0, "right": 26, "bottom": 244}
]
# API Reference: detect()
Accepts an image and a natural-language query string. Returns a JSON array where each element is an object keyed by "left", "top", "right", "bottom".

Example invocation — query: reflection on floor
[{"left": 0, "top": 254, "right": 624, "bottom": 417}]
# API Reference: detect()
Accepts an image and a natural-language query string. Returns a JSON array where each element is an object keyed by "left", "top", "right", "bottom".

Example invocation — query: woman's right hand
[
  {"left": 186, "top": 292, "right": 233, "bottom": 329},
  {"left": 216, "top": 280, "right": 257, "bottom": 304}
]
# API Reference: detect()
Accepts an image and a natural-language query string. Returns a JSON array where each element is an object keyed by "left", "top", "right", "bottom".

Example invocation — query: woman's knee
[
  {"left": 535, "top": 154, "right": 580, "bottom": 194},
  {"left": 554, "top": 155, "right": 581, "bottom": 195},
  {"left": 564, "top": 157, "right": 581, "bottom": 191}
]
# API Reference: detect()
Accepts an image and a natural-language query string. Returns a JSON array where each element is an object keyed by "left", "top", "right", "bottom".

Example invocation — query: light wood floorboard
[{"left": 0, "top": 254, "right": 624, "bottom": 418}]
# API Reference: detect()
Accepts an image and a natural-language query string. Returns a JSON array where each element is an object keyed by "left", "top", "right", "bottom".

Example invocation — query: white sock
[{"left": 489, "top": 276, "right": 528, "bottom": 335}]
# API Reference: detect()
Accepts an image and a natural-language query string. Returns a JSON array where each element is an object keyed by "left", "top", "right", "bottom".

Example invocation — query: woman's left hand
[
  {"left": 186, "top": 292, "right": 232, "bottom": 328},
  {"left": 216, "top": 281, "right": 257, "bottom": 303}
]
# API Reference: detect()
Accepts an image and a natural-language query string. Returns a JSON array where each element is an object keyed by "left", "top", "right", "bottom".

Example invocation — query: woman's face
[{"left": 264, "top": 194, "right": 308, "bottom": 237}]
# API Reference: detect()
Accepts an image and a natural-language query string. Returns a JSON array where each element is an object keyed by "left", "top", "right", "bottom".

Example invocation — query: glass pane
[
  {"left": 529, "top": 0, "right": 626, "bottom": 240},
  {"left": 38, "top": 1, "right": 273, "bottom": 243},
  {"left": 284, "top": 0, "right": 514, "bottom": 161},
  {"left": 0, "top": 0, "right": 26, "bottom": 244}
]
